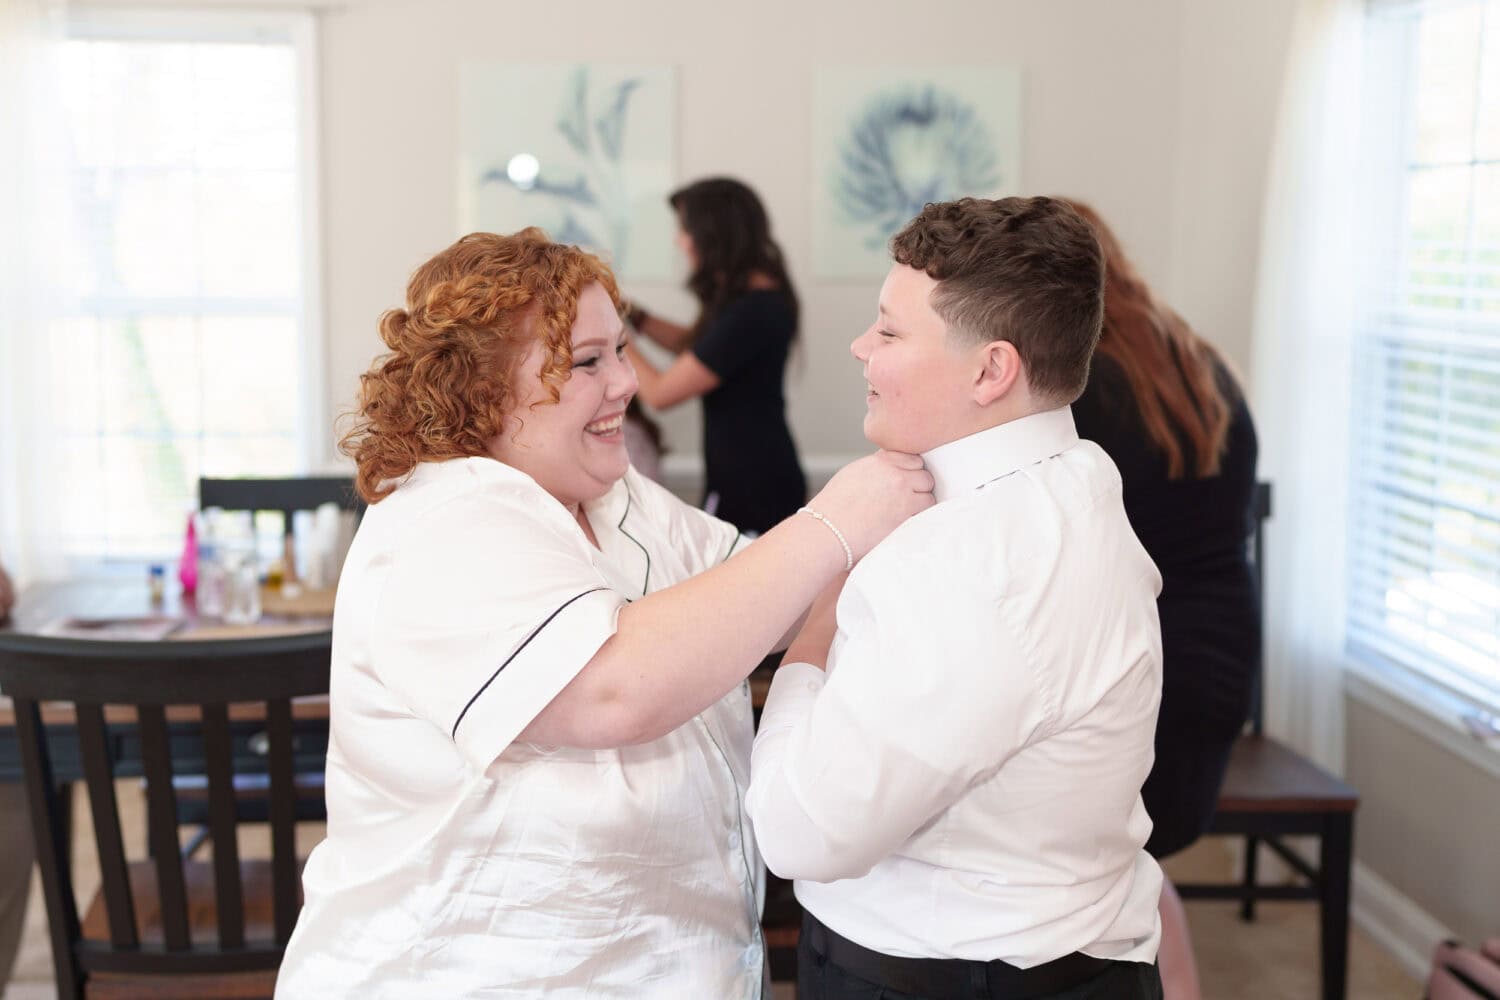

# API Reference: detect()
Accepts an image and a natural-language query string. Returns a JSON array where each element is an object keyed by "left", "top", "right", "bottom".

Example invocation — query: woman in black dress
[
  {"left": 1066, "top": 200, "right": 1260, "bottom": 1000},
  {"left": 624, "top": 177, "right": 806, "bottom": 535}
]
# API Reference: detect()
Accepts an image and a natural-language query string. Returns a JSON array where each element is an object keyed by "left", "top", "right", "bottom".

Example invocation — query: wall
[
  {"left": 315, "top": 0, "right": 1299, "bottom": 471},
  {"left": 1168, "top": 0, "right": 1299, "bottom": 383},
  {"left": 1346, "top": 694, "right": 1500, "bottom": 952}
]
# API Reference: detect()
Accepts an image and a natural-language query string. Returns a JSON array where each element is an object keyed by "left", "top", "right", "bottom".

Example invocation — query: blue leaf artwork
[
  {"left": 459, "top": 63, "right": 677, "bottom": 279},
  {"left": 833, "top": 85, "right": 1002, "bottom": 250},
  {"left": 480, "top": 67, "right": 639, "bottom": 261},
  {"left": 595, "top": 79, "right": 643, "bottom": 163},
  {"left": 814, "top": 68, "right": 1019, "bottom": 277}
]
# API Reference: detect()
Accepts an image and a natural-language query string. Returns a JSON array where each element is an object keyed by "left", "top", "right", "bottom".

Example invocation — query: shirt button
[
  {"left": 806, "top": 681, "right": 818, "bottom": 692},
  {"left": 742, "top": 944, "right": 760, "bottom": 968},
  {"left": 728, "top": 830, "right": 741, "bottom": 852}
]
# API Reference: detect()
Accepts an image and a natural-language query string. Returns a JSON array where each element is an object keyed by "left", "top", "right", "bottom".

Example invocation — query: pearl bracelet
[{"left": 797, "top": 506, "right": 854, "bottom": 572}]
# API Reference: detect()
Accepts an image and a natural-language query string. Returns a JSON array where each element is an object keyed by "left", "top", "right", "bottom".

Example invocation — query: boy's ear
[{"left": 973, "top": 339, "right": 1022, "bottom": 406}]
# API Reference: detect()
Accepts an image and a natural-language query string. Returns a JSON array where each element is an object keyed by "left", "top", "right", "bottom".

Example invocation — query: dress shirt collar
[
  {"left": 583, "top": 473, "right": 631, "bottom": 532},
  {"left": 920, "top": 406, "right": 1080, "bottom": 504}
]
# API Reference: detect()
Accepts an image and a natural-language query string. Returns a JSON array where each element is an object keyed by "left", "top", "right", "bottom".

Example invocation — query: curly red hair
[{"left": 340, "top": 229, "right": 621, "bottom": 502}]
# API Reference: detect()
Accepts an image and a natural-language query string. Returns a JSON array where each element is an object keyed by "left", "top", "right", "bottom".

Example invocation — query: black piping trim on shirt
[
  {"left": 721, "top": 530, "right": 743, "bottom": 565},
  {"left": 449, "top": 586, "right": 608, "bottom": 740},
  {"left": 616, "top": 488, "right": 651, "bottom": 596}
]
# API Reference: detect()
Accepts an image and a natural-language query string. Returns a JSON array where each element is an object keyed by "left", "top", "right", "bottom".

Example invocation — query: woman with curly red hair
[{"left": 274, "top": 229, "right": 932, "bottom": 998}]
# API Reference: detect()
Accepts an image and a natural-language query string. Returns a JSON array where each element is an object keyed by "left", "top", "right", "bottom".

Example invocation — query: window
[
  {"left": 1353, "top": 0, "right": 1500, "bottom": 710},
  {"left": 54, "top": 9, "right": 322, "bottom": 561}
]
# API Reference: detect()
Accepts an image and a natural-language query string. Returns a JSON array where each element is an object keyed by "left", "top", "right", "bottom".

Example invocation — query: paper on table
[
  {"left": 180, "top": 621, "right": 326, "bottom": 641},
  {"left": 259, "top": 584, "right": 335, "bottom": 618},
  {"left": 38, "top": 615, "right": 183, "bottom": 641}
]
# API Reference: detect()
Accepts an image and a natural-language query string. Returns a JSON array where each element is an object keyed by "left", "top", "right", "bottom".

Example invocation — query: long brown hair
[
  {"left": 1064, "top": 200, "right": 1231, "bottom": 479},
  {"left": 670, "top": 177, "right": 799, "bottom": 339}
]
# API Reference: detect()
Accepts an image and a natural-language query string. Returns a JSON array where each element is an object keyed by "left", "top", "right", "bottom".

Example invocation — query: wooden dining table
[
  {"left": 0, "top": 578, "right": 335, "bottom": 784},
  {"left": 0, "top": 577, "right": 783, "bottom": 785}
]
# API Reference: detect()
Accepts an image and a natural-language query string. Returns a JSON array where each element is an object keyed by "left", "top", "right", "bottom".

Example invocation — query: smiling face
[
  {"left": 850, "top": 264, "right": 989, "bottom": 454},
  {"left": 487, "top": 282, "right": 637, "bottom": 509}
]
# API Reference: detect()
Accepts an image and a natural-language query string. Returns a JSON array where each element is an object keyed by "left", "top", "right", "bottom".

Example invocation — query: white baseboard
[{"left": 1352, "top": 860, "right": 1451, "bottom": 983}]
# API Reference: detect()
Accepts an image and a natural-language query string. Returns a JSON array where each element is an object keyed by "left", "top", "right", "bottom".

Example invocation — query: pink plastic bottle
[{"left": 178, "top": 513, "right": 198, "bottom": 595}]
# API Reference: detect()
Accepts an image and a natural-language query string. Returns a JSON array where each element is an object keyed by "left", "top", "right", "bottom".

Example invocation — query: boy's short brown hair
[{"left": 889, "top": 196, "right": 1104, "bottom": 404}]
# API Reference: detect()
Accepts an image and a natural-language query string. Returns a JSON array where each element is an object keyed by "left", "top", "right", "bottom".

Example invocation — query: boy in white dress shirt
[{"left": 747, "top": 197, "right": 1165, "bottom": 999}]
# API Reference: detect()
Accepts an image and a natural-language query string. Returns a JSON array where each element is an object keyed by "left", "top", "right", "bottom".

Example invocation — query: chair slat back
[
  {"left": 13, "top": 699, "right": 84, "bottom": 998},
  {"left": 75, "top": 704, "right": 137, "bottom": 949},
  {"left": 1248, "top": 480, "right": 1272, "bottom": 735},
  {"left": 200, "top": 703, "right": 245, "bottom": 949},
  {"left": 137, "top": 703, "right": 192, "bottom": 950},
  {"left": 265, "top": 698, "right": 300, "bottom": 944}
]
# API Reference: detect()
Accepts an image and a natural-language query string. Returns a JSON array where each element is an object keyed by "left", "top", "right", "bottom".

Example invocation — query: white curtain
[
  {"left": 0, "top": 0, "right": 71, "bottom": 586},
  {"left": 1248, "top": 0, "right": 1366, "bottom": 772}
]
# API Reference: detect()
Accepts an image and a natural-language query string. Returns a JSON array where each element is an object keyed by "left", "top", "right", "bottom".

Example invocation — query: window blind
[{"left": 1351, "top": 0, "right": 1500, "bottom": 705}]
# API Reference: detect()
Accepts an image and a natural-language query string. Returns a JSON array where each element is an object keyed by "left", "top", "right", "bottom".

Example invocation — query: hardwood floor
[{"left": 1162, "top": 839, "right": 1420, "bottom": 1000}]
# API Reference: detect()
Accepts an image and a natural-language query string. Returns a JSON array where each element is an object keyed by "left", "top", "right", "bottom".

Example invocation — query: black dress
[
  {"left": 690, "top": 290, "right": 807, "bottom": 536},
  {"left": 1071, "top": 353, "right": 1260, "bottom": 859}
]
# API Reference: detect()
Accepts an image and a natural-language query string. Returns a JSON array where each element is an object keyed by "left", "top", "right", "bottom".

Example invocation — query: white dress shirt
[
  {"left": 277, "top": 457, "right": 763, "bottom": 999},
  {"left": 746, "top": 407, "right": 1164, "bottom": 967}
]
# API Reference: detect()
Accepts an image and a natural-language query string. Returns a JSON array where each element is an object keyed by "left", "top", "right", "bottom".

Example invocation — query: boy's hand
[{"left": 784, "top": 572, "right": 847, "bottom": 670}]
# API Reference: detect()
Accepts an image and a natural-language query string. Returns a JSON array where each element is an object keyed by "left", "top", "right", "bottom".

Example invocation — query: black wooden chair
[
  {"left": 1174, "top": 481, "right": 1361, "bottom": 1000},
  {"left": 197, "top": 476, "right": 363, "bottom": 540},
  {"left": 0, "top": 630, "right": 330, "bottom": 999}
]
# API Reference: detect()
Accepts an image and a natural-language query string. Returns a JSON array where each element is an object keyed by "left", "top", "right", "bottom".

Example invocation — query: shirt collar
[
  {"left": 921, "top": 406, "right": 1081, "bottom": 504},
  {"left": 583, "top": 472, "right": 631, "bottom": 529}
]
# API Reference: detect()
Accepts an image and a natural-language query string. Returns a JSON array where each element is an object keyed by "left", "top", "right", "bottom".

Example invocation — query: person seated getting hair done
[
  {"left": 748, "top": 197, "right": 1165, "bottom": 1000},
  {"left": 1062, "top": 199, "right": 1260, "bottom": 1000}
]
